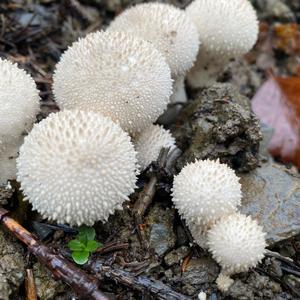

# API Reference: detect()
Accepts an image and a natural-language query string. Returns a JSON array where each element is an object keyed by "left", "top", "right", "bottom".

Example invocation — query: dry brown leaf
[{"left": 252, "top": 76, "right": 300, "bottom": 167}]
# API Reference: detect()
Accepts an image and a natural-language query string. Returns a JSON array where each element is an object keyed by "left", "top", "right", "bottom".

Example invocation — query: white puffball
[
  {"left": 17, "top": 110, "right": 138, "bottom": 226},
  {"left": 134, "top": 124, "right": 176, "bottom": 170},
  {"left": 53, "top": 31, "right": 172, "bottom": 135}
]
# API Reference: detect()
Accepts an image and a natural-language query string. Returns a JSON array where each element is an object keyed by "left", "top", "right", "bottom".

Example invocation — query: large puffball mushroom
[
  {"left": 0, "top": 58, "right": 40, "bottom": 144},
  {"left": 134, "top": 124, "right": 177, "bottom": 171},
  {"left": 17, "top": 110, "right": 138, "bottom": 226},
  {"left": 109, "top": 2, "right": 200, "bottom": 104},
  {"left": 186, "top": 0, "right": 259, "bottom": 88},
  {"left": 207, "top": 213, "right": 267, "bottom": 291},
  {"left": 53, "top": 31, "right": 172, "bottom": 135},
  {"left": 172, "top": 159, "right": 242, "bottom": 227}
]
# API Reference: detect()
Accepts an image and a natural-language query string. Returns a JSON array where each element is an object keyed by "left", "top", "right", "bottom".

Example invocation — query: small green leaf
[
  {"left": 77, "top": 226, "right": 96, "bottom": 244},
  {"left": 71, "top": 251, "right": 90, "bottom": 265},
  {"left": 68, "top": 239, "right": 85, "bottom": 251},
  {"left": 85, "top": 240, "right": 102, "bottom": 252}
]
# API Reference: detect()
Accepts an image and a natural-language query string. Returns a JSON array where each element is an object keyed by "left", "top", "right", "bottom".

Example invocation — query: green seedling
[{"left": 68, "top": 225, "right": 102, "bottom": 265}]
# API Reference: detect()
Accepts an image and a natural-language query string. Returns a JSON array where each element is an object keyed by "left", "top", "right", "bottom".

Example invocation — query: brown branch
[
  {"left": 0, "top": 208, "right": 108, "bottom": 300},
  {"left": 25, "top": 269, "right": 37, "bottom": 300}
]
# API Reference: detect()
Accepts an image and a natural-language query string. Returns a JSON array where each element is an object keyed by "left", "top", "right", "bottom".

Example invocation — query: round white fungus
[
  {"left": 172, "top": 159, "right": 242, "bottom": 227},
  {"left": 215, "top": 274, "right": 235, "bottom": 292},
  {"left": 53, "top": 31, "right": 172, "bottom": 135},
  {"left": 208, "top": 213, "right": 266, "bottom": 276},
  {"left": 0, "top": 58, "right": 40, "bottom": 144},
  {"left": 134, "top": 124, "right": 177, "bottom": 171},
  {"left": 109, "top": 2, "right": 200, "bottom": 77},
  {"left": 17, "top": 110, "right": 138, "bottom": 226},
  {"left": 186, "top": 0, "right": 259, "bottom": 87}
]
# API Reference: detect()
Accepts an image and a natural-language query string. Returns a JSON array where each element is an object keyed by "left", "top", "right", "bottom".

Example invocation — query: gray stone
[
  {"left": 181, "top": 257, "right": 219, "bottom": 286},
  {"left": 164, "top": 246, "right": 190, "bottom": 266},
  {"left": 146, "top": 204, "right": 176, "bottom": 256},
  {"left": 173, "top": 83, "right": 262, "bottom": 172},
  {"left": 240, "top": 161, "right": 300, "bottom": 245},
  {"left": 0, "top": 230, "right": 25, "bottom": 300}
]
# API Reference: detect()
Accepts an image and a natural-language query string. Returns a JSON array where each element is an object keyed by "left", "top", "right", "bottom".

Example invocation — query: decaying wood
[
  {"left": 25, "top": 269, "right": 37, "bottom": 300},
  {"left": 0, "top": 207, "right": 108, "bottom": 300}
]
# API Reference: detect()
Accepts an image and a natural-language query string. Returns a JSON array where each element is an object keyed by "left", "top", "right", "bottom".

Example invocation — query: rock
[
  {"left": 173, "top": 83, "right": 261, "bottom": 172},
  {"left": 181, "top": 257, "right": 219, "bottom": 286},
  {"left": 146, "top": 204, "right": 176, "bottom": 256},
  {"left": 33, "top": 262, "right": 66, "bottom": 300},
  {"left": 0, "top": 182, "right": 14, "bottom": 205},
  {"left": 240, "top": 160, "right": 300, "bottom": 245},
  {"left": 0, "top": 230, "right": 25, "bottom": 300},
  {"left": 164, "top": 246, "right": 190, "bottom": 266}
]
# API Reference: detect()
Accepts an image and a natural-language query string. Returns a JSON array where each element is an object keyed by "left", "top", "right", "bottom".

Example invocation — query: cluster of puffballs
[{"left": 0, "top": 0, "right": 266, "bottom": 292}]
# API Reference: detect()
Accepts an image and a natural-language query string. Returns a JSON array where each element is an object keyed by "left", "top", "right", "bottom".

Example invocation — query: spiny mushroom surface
[
  {"left": 17, "top": 110, "right": 138, "bottom": 226},
  {"left": 53, "top": 31, "right": 172, "bottom": 135},
  {"left": 186, "top": 0, "right": 258, "bottom": 87},
  {"left": 208, "top": 213, "right": 266, "bottom": 288},
  {"left": 134, "top": 124, "right": 176, "bottom": 171},
  {"left": 0, "top": 58, "right": 40, "bottom": 144},
  {"left": 172, "top": 159, "right": 242, "bottom": 227},
  {"left": 109, "top": 2, "right": 200, "bottom": 77}
]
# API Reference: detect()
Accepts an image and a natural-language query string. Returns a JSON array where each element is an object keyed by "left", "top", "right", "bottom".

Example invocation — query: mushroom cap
[
  {"left": 0, "top": 58, "right": 40, "bottom": 143},
  {"left": 208, "top": 213, "right": 266, "bottom": 274},
  {"left": 186, "top": 0, "right": 258, "bottom": 60},
  {"left": 215, "top": 274, "right": 234, "bottom": 292},
  {"left": 172, "top": 159, "right": 242, "bottom": 226},
  {"left": 17, "top": 110, "right": 138, "bottom": 226},
  {"left": 134, "top": 124, "right": 176, "bottom": 170},
  {"left": 109, "top": 3, "right": 200, "bottom": 77},
  {"left": 53, "top": 31, "right": 172, "bottom": 135}
]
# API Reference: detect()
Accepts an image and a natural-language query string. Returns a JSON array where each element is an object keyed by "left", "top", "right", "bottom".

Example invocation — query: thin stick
[
  {"left": 0, "top": 208, "right": 108, "bottom": 300},
  {"left": 25, "top": 269, "right": 37, "bottom": 300}
]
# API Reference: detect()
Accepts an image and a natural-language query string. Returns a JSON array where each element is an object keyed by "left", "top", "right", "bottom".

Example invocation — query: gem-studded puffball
[
  {"left": 186, "top": 0, "right": 258, "bottom": 87},
  {"left": 134, "top": 124, "right": 176, "bottom": 170},
  {"left": 208, "top": 213, "right": 266, "bottom": 275},
  {"left": 172, "top": 159, "right": 242, "bottom": 226},
  {"left": 53, "top": 31, "right": 172, "bottom": 135},
  {"left": 0, "top": 58, "right": 40, "bottom": 144},
  {"left": 109, "top": 2, "right": 200, "bottom": 77},
  {"left": 17, "top": 110, "right": 138, "bottom": 226}
]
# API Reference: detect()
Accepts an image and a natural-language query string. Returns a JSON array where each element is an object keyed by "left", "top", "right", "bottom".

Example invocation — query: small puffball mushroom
[
  {"left": 53, "top": 31, "right": 172, "bottom": 135},
  {"left": 215, "top": 274, "right": 234, "bottom": 292},
  {"left": 0, "top": 58, "right": 40, "bottom": 144},
  {"left": 17, "top": 110, "right": 138, "bottom": 226},
  {"left": 186, "top": 0, "right": 258, "bottom": 88},
  {"left": 172, "top": 159, "right": 242, "bottom": 227},
  {"left": 134, "top": 124, "right": 176, "bottom": 171},
  {"left": 208, "top": 213, "right": 266, "bottom": 291},
  {"left": 109, "top": 2, "right": 200, "bottom": 104}
]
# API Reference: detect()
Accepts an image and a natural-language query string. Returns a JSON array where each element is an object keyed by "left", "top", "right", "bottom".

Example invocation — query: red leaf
[{"left": 252, "top": 76, "right": 300, "bottom": 167}]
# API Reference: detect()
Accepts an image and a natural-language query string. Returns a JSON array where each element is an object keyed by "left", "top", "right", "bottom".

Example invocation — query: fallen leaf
[{"left": 252, "top": 76, "right": 300, "bottom": 167}]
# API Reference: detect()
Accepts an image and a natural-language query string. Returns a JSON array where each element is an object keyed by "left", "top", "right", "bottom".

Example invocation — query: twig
[
  {"left": 25, "top": 269, "right": 37, "bottom": 300},
  {"left": 96, "top": 242, "right": 129, "bottom": 255},
  {"left": 90, "top": 261, "right": 191, "bottom": 300},
  {"left": 266, "top": 250, "right": 300, "bottom": 270},
  {"left": 0, "top": 208, "right": 108, "bottom": 300}
]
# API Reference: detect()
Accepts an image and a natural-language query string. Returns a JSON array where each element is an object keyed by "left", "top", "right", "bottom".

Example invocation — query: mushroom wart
[
  {"left": 134, "top": 124, "right": 176, "bottom": 171},
  {"left": 17, "top": 110, "right": 138, "bottom": 226},
  {"left": 53, "top": 30, "right": 172, "bottom": 135},
  {"left": 186, "top": 0, "right": 258, "bottom": 87}
]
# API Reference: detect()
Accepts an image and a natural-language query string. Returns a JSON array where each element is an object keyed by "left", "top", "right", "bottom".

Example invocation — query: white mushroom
[
  {"left": 109, "top": 2, "right": 200, "bottom": 105},
  {"left": 172, "top": 159, "right": 241, "bottom": 247},
  {"left": 53, "top": 31, "right": 172, "bottom": 135},
  {"left": 17, "top": 110, "right": 138, "bottom": 226},
  {"left": 0, "top": 58, "right": 40, "bottom": 184},
  {"left": 208, "top": 213, "right": 266, "bottom": 291},
  {"left": 186, "top": 0, "right": 258, "bottom": 87},
  {"left": 134, "top": 124, "right": 177, "bottom": 171}
]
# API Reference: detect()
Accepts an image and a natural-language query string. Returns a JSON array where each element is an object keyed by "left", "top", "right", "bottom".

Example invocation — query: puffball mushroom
[
  {"left": 208, "top": 213, "right": 266, "bottom": 291},
  {"left": 134, "top": 124, "right": 177, "bottom": 171},
  {"left": 109, "top": 2, "right": 200, "bottom": 103},
  {"left": 53, "top": 31, "right": 172, "bottom": 135},
  {"left": 17, "top": 110, "right": 138, "bottom": 226},
  {"left": 186, "top": 0, "right": 258, "bottom": 88},
  {"left": 0, "top": 58, "right": 40, "bottom": 184},
  {"left": 172, "top": 159, "right": 242, "bottom": 227},
  {"left": 0, "top": 58, "right": 40, "bottom": 144}
]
